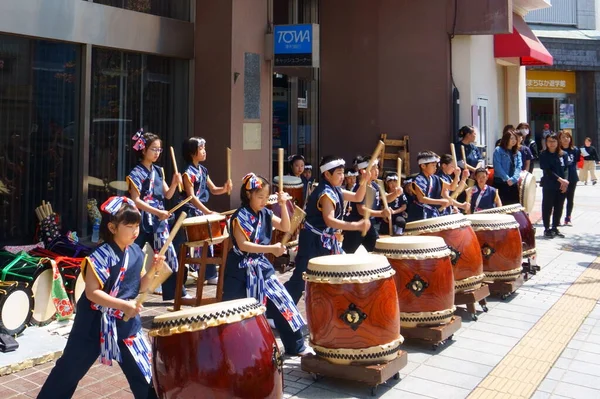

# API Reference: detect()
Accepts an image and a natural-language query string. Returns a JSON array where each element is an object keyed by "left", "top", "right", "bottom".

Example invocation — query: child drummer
[
  {"left": 380, "top": 172, "right": 408, "bottom": 235},
  {"left": 411, "top": 151, "right": 454, "bottom": 221},
  {"left": 468, "top": 167, "right": 502, "bottom": 213},
  {"left": 222, "top": 173, "right": 306, "bottom": 356},
  {"left": 342, "top": 155, "right": 393, "bottom": 253},
  {"left": 436, "top": 154, "right": 470, "bottom": 214}
]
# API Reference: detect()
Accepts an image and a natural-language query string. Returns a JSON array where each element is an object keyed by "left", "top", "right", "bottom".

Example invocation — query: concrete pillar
[
  {"left": 506, "top": 65, "right": 527, "bottom": 127},
  {"left": 194, "top": 0, "right": 271, "bottom": 209}
]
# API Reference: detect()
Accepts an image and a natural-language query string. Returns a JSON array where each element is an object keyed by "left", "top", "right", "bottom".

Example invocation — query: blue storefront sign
[{"left": 273, "top": 24, "right": 319, "bottom": 67}]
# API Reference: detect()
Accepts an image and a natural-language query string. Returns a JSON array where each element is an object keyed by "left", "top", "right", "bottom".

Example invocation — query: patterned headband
[
  {"left": 132, "top": 128, "right": 146, "bottom": 151},
  {"left": 386, "top": 175, "right": 399, "bottom": 181},
  {"left": 243, "top": 173, "right": 263, "bottom": 190},
  {"left": 101, "top": 196, "right": 138, "bottom": 215},
  {"left": 304, "top": 165, "right": 312, "bottom": 170}
]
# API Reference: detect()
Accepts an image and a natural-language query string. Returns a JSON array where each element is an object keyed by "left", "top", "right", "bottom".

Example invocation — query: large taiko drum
[
  {"left": 466, "top": 214, "right": 523, "bottom": 282},
  {"left": 518, "top": 171, "right": 537, "bottom": 213},
  {"left": 475, "top": 204, "right": 536, "bottom": 259},
  {"left": 304, "top": 254, "right": 402, "bottom": 365},
  {"left": 150, "top": 298, "right": 283, "bottom": 399},
  {"left": 374, "top": 236, "right": 455, "bottom": 328},
  {"left": 273, "top": 176, "right": 304, "bottom": 209},
  {"left": 404, "top": 214, "right": 484, "bottom": 293},
  {"left": 181, "top": 214, "right": 227, "bottom": 245}
]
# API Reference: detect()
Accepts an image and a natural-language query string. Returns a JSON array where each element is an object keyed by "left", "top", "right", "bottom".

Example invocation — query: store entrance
[{"left": 528, "top": 95, "right": 576, "bottom": 150}]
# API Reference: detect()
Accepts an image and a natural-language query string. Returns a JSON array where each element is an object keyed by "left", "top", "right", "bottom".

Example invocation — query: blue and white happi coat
[{"left": 232, "top": 207, "right": 305, "bottom": 332}]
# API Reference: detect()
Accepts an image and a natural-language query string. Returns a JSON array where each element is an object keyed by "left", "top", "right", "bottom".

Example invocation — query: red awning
[{"left": 494, "top": 14, "right": 553, "bottom": 66}]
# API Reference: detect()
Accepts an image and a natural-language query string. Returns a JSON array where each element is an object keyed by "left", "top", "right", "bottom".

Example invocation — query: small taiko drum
[
  {"left": 475, "top": 204, "right": 536, "bottom": 259},
  {"left": 518, "top": 171, "right": 537, "bottom": 213},
  {"left": 405, "top": 214, "right": 484, "bottom": 293},
  {"left": 466, "top": 214, "right": 523, "bottom": 282},
  {"left": 374, "top": 236, "right": 455, "bottom": 328},
  {"left": 150, "top": 298, "right": 283, "bottom": 399},
  {"left": 181, "top": 214, "right": 226, "bottom": 245},
  {"left": 0, "top": 281, "right": 33, "bottom": 336},
  {"left": 273, "top": 176, "right": 304, "bottom": 208},
  {"left": 304, "top": 254, "right": 402, "bottom": 365}
]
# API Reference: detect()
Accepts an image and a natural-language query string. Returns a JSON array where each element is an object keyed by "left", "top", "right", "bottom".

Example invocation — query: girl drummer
[
  {"left": 127, "top": 131, "right": 183, "bottom": 300},
  {"left": 454, "top": 125, "right": 484, "bottom": 172},
  {"left": 492, "top": 130, "right": 522, "bottom": 205},
  {"left": 38, "top": 197, "right": 162, "bottom": 399},
  {"left": 468, "top": 167, "right": 502, "bottom": 213},
  {"left": 558, "top": 130, "right": 579, "bottom": 226},
  {"left": 436, "top": 154, "right": 470, "bottom": 214},
  {"left": 540, "top": 133, "right": 569, "bottom": 238},
  {"left": 411, "top": 151, "right": 453, "bottom": 221},
  {"left": 342, "top": 155, "right": 393, "bottom": 253},
  {"left": 174, "top": 137, "right": 232, "bottom": 284},
  {"left": 288, "top": 154, "right": 311, "bottom": 200},
  {"left": 222, "top": 173, "right": 306, "bottom": 356},
  {"left": 380, "top": 172, "right": 408, "bottom": 235}
]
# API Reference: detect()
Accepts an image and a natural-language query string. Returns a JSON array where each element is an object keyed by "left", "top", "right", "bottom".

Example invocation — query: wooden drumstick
[
  {"left": 170, "top": 146, "right": 183, "bottom": 192},
  {"left": 278, "top": 148, "right": 284, "bottom": 193},
  {"left": 397, "top": 158, "right": 402, "bottom": 181},
  {"left": 461, "top": 145, "right": 467, "bottom": 170},
  {"left": 220, "top": 209, "right": 236, "bottom": 216},
  {"left": 378, "top": 185, "right": 393, "bottom": 236},
  {"left": 226, "top": 147, "right": 232, "bottom": 195},
  {"left": 168, "top": 196, "right": 193, "bottom": 214},
  {"left": 451, "top": 144, "right": 458, "bottom": 169},
  {"left": 360, "top": 141, "right": 385, "bottom": 187},
  {"left": 465, "top": 187, "right": 474, "bottom": 214},
  {"left": 124, "top": 211, "right": 187, "bottom": 321}
]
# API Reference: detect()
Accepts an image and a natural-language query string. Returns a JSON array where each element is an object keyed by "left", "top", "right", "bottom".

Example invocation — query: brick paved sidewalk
[{"left": 2, "top": 182, "right": 600, "bottom": 399}]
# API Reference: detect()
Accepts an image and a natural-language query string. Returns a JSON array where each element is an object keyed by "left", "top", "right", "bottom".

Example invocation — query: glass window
[
  {"left": 0, "top": 36, "right": 80, "bottom": 244},
  {"left": 88, "top": 48, "right": 188, "bottom": 229},
  {"left": 92, "top": 0, "right": 191, "bottom": 21}
]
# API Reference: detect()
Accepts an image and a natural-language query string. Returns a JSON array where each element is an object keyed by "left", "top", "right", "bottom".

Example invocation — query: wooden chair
[{"left": 378, "top": 134, "right": 410, "bottom": 177}]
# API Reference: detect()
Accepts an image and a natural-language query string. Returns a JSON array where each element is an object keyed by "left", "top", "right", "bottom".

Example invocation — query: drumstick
[
  {"left": 397, "top": 158, "right": 402, "bottom": 181},
  {"left": 360, "top": 141, "right": 385, "bottom": 187},
  {"left": 124, "top": 211, "right": 187, "bottom": 321},
  {"left": 278, "top": 148, "right": 284, "bottom": 193},
  {"left": 451, "top": 144, "right": 458, "bottom": 169},
  {"left": 170, "top": 146, "right": 183, "bottom": 192},
  {"left": 378, "top": 185, "right": 393, "bottom": 236},
  {"left": 465, "top": 187, "right": 474, "bottom": 214},
  {"left": 220, "top": 209, "right": 237, "bottom": 216},
  {"left": 461, "top": 145, "right": 467, "bottom": 170},
  {"left": 168, "top": 196, "right": 193, "bottom": 214},
  {"left": 281, "top": 205, "right": 306, "bottom": 247},
  {"left": 226, "top": 147, "right": 232, "bottom": 195}
]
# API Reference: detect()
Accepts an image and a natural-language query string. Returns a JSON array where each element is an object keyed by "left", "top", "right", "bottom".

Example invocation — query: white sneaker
[
  {"left": 206, "top": 277, "right": 219, "bottom": 285},
  {"left": 297, "top": 347, "right": 315, "bottom": 357},
  {"left": 188, "top": 271, "right": 198, "bottom": 280},
  {"left": 153, "top": 286, "right": 163, "bottom": 295}
]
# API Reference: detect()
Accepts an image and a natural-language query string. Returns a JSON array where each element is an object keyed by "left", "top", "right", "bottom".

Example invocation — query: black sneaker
[
  {"left": 594, "top": 180, "right": 598, "bottom": 186},
  {"left": 544, "top": 229, "right": 555, "bottom": 238},
  {"left": 552, "top": 228, "right": 565, "bottom": 238}
]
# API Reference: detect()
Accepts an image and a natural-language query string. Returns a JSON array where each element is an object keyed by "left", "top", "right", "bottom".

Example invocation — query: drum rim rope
[
  {"left": 149, "top": 299, "right": 264, "bottom": 337},
  {"left": 455, "top": 274, "right": 485, "bottom": 293},
  {"left": 467, "top": 220, "right": 520, "bottom": 231},
  {"left": 303, "top": 265, "right": 395, "bottom": 284},
  {"left": 484, "top": 267, "right": 523, "bottom": 281},
  {"left": 310, "top": 337, "right": 404, "bottom": 365},
  {"left": 404, "top": 214, "right": 471, "bottom": 235},
  {"left": 523, "top": 248, "right": 537, "bottom": 257},
  {"left": 373, "top": 245, "right": 451, "bottom": 260},
  {"left": 399, "top": 307, "right": 456, "bottom": 327},
  {"left": 475, "top": 204, "right": 526, "bottom": 215},
  {"left": 182, "top": 214, "right": 226, "bottom": 226}
]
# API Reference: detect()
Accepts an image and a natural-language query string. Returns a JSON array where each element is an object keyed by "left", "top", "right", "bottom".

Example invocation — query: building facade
[{"left": 1, "top": 0, "right": 533, "bottom": 244}]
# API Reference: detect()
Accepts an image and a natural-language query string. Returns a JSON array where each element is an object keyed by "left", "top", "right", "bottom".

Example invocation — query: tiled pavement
[{"left": 2, "top": 182, "right": 600, "bottom": 398}]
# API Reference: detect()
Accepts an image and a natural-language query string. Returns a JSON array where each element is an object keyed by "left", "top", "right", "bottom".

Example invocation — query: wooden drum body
[
  {"left": 273, "top": 176, "right": 304, "bottom": 209},
  {"left": 475, "top": 204, "right": 536, "bottom": 259},
  {"left": 304, "top": 254, "right": 402, "bottom": 365},
  {"left": 466, "top": 214, "right": 523, "bottom": 282},
  {"left": 405, "top": 214, "right": 484, "bottom": 293},
  {"left": 182, "top": 214, "right": 226, "bottom": 245},
  {"left": 374, "top": 236, "right": 455, "bottom": 328},
  {"left": 150, "top": 298, "right": 283, "bottom": 399}
]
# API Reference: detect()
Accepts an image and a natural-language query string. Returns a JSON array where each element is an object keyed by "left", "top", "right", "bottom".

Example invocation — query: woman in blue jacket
[
  {"left": 539, "top": 133, "right": 569, "bottom": 238},
  {"left": 492, "top": 130, "right": 522, "bottom": 205}
]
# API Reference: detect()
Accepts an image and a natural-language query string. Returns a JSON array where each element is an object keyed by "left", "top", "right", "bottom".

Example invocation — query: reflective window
[
  {"left": 92, "top": 0, "right": 191, "bottom": 21},
  {"left": 0, "top": 36, "right": 80, "bottom": 243},
  {"left": 88, "top": 48, "right": 188, "bottom": 221}
]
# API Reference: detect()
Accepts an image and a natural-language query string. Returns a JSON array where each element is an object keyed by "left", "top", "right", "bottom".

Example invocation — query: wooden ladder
[{"left": 378, "top": 133, "right": 410, "bottom": 177}]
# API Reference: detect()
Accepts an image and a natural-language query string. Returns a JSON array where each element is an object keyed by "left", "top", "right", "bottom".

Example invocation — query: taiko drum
[
  {"left": 150, "top": 298, "right": 283, "bottom": 399},
  {"left": 475, "top": 204, "right": 536, "bottom": 259},
  {"left": 273, "top": 175, "right": 304, "bottom": 209},
  {"left": 374, "top": 236, "right": 455, "bottom": 328},
  {"left": 466, "top": 214, "right": 523, "bottom": 282},
  {"left": 304, "top": 254, "right": 402, "bottom": 365},
  {"left": 405, "top": 214, "right": 484, "bottom": 293},
  {"left": 181, "top": 214, "right": 226, "bottom": 244}
]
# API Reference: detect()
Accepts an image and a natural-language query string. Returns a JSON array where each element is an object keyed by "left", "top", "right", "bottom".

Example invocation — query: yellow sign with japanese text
[{"left": 526, "top": 70, "right": 576, "bottom": 94}]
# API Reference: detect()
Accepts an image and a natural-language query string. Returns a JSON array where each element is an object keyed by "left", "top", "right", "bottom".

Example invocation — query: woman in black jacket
[
  {"left": 539, "top": 133, "right": 569, "bottom": 238},
  {"left": 559, "top": 130, "right": 580, "bottom": 226}
]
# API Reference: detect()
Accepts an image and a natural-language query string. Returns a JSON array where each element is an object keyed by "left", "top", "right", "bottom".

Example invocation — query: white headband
[
  {"left": 320, "top": 159, "right": 346, "bottom": 173},
  {"left": 345, "top": 171, "right": 359, "bottom": 177},
  {"left": 385, "top": 175, "right": 399, "bottom": 181},
  {"left": 356, "top": 159, "right": 378, "bottom": 170},
  {"left": 304, "top": 165, "right": 312, "bottom": 170},
  {"left": 418, "top": 156, "right": 440, "bottom": 165}
]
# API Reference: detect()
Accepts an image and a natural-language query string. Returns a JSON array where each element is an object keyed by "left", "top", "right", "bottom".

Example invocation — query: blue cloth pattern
[
  {"left": 127, "top": 164, "right": 167, "bottom": 233},
  {"left": 304, "top": 221, "right": 344, "bottom": 255},
  {"left": 181, "top": 163, "right": 209, "bottom": 206},
  {"left": 470, "top": 185, "right": 497, "bottom": 213},
  {"left": 413, "top": 173, "right": 443, "bottom": 219},
  {"left": 87, "top": 244, "right": 152, "bottom": 383}
]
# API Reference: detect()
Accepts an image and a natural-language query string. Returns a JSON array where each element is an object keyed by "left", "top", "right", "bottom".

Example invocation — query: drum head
[
  {"left": 520, "top": 173, "right": 536, "bottom": 213},
  {"left": 466, "top": 214, "right": 519, "bottom": 231},
  {"left": 31, "top": 268, "right": 56, "bottom": 325},
  {"left": 374, "top": 236, "right": 451, "bottom": 259},
  {"left": 88, "top": 176, "right": 104, "bottom": 187},
  {"left": 0, "top": 283, "right": 33, "bottom": 336},
  {"left": 273, "top": 176, "right": 303, "bottom": 187},
  {"left": 306, "top": 254, "right": 394, "bottom": 284},
  {"left": 182, "top": 214, "right": 226, "bottom": 226},
  {"left": 475, "top": 204, "right": 524, "bottom": 215},
  {"left": 109, "top": 180, "right": 129, "bottom": 192},
  {"left": 405, "top": 213, "right": 469, "bottom": 235}
]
